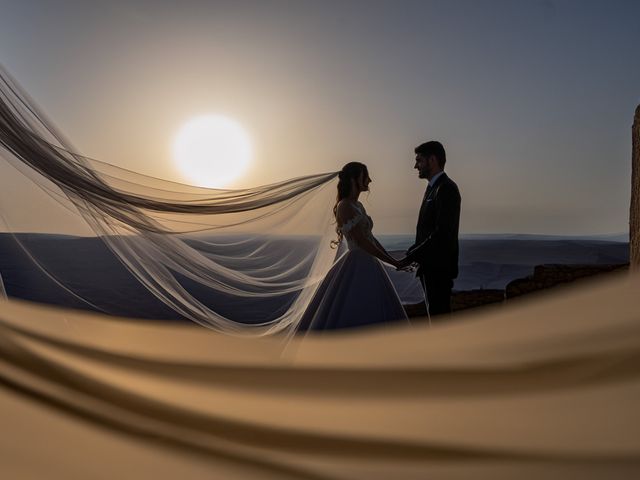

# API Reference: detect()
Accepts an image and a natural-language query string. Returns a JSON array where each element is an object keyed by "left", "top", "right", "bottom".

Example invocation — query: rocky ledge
[{"left": 404, "top": 263, "right": 629, "bottom": 318}]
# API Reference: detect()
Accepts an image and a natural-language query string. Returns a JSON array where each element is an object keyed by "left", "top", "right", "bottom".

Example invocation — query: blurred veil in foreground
[{"left": 0, "top": 65, "right": 339, "bottom": 335}]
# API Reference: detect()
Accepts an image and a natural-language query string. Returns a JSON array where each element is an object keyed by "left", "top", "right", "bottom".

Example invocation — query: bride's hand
[{"left": 394, "top": 257, "right": 413, "bottom": 272}]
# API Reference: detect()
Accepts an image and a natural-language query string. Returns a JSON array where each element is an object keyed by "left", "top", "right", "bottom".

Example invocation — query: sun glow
[{"left": 173, "top": 115, "right": 252, "bottom": 188}]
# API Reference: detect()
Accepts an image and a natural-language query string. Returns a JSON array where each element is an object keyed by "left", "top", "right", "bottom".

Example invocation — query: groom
[{"left": 399, "top": 141, "right": 461, "bottom": 318}]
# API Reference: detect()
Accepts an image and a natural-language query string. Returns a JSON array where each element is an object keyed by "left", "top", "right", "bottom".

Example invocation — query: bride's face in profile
[{"left": 353, "top": 170, "right": 371, "bottom": 194}]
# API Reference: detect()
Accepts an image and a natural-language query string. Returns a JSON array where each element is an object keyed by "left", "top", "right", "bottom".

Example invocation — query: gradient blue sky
[{"left": 1, "top": 0, "right": 639, "bottom": 234}]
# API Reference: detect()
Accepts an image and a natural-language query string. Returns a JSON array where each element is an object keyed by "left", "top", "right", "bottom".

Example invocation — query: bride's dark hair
[{"left": 331, "top": 162, "right": 368, "bottom": 248}]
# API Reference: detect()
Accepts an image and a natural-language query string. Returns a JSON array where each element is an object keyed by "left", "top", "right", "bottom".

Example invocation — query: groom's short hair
[{"left": 415, "top": 141, "right": 446, "bottom": 168}]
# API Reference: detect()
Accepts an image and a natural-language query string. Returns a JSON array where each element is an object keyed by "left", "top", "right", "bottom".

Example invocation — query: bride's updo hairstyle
[{"left": 331, "top": 162, "right": 369, "bottom": 248}]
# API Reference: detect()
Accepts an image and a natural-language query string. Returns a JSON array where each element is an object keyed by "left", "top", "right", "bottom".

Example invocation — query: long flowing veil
[{"left": 0, "top": 65, "right": 340, "bottom": 336}]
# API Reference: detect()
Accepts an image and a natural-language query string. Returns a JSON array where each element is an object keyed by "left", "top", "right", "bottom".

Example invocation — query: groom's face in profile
[{"left": 414, "top": 154, "right": 435, "bottom": 179}]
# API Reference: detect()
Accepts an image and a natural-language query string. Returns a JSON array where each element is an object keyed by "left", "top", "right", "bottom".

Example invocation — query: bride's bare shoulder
[{"left": 336, "top": 199, "right": 360, "bottom": 224}]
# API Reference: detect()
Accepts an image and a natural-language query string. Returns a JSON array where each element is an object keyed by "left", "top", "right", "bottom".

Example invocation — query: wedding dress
[{"left": 298, "top": 201, "right": 409, "bottom": 330}]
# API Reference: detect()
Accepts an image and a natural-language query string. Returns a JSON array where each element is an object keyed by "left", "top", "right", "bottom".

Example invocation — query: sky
[{"left": 1, "top": 0, "right": 639, "bottom": 235}]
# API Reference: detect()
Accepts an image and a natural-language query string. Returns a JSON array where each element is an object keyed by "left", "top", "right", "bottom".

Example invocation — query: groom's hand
[{"left": 396, "top": 257, "right": 411, "bottom": 270}]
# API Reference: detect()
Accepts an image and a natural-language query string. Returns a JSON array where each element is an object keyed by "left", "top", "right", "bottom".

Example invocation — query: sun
[{"left": 173, "top": 115, "right": 252, "bottom": 188}]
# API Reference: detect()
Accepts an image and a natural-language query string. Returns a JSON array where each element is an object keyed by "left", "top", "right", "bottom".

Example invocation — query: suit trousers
[{"left": 419, "top": 273, "right": 454, "bottom": 317}]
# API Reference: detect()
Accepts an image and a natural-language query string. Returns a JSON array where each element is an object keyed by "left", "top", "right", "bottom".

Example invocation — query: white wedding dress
[{"left": 298, "top": 201, "right": 409, "bottom": 331}]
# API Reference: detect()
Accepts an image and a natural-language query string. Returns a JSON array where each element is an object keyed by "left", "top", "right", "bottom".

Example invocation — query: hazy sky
[{"left": 1, "top": 0, "right": 639, "bottom": 235}]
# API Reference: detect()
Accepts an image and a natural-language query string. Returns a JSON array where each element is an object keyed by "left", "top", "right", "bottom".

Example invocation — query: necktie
[{"left": 424, "top": 184, "right": 432, "bottom": 202}]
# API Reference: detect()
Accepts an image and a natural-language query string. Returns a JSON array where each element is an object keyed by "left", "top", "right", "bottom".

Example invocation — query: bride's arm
[
  {"left": 349, "top": 228, "right": 400, "bottom": 267},
  {"left": 372, "top": 236, "right": 395, "bottom": 259},
  {"left": 337, "top": 202, "right": 399, "bottom": 267}
]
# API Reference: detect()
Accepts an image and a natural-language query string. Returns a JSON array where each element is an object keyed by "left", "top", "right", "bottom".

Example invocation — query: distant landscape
[
  {"left": 381, "top": 233, "right": 629, "bottom": 303},
  {"left": 0, "top": 233, "right": 629, "bottom": 321}
]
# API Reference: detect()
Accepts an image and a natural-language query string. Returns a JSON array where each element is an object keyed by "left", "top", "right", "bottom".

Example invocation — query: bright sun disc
[{"left": 173, "top": 115, "right": 252, "bottom": 188}]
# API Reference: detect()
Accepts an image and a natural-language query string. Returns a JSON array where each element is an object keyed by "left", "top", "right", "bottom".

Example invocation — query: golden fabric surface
[{"left": 1, "top": 272, "right": 639, "bottom": 479}]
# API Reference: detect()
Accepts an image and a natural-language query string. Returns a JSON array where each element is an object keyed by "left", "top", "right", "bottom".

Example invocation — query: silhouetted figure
[{"left": 401, "top": 141, "right": 461, "bottom": 319}]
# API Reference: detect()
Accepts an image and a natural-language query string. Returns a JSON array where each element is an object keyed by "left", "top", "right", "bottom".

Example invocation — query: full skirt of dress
[{"left": 298, "top": 248, "right": 409, "bottom": 331}]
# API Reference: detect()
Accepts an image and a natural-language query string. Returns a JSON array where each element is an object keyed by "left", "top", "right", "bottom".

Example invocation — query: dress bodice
[{"left": 339, "top": 201, "right": 374, "bottom": 251}]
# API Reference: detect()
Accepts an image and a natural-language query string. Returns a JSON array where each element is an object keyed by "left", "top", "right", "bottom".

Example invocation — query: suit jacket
[{"left": 406, "top": 172, "right": 461, "bottom": 279}]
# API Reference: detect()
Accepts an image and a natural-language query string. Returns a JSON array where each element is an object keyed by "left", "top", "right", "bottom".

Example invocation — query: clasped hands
[{"left": 394, "top": 256, "right": 417, "bottom": 272}]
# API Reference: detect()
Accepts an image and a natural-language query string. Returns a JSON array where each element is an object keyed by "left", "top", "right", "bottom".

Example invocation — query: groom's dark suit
[{"left": 406, "top": 172, "right": 461, "bottom": 316}]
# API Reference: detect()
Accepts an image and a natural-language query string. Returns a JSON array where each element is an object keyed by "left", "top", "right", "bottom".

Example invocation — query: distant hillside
[{"left": 0, "top": 233, "right": 630, "bottom": 320}]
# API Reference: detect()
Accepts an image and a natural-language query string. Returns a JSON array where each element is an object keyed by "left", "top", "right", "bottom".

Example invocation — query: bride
[{"left": 298, "top": 162, "right": 409, "bottom": 330}]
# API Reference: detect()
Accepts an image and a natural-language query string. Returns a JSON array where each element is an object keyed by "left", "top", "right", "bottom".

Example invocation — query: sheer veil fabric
[
  {"left": 1, "top": 271, "right": 639, "bottom": 478},
  {"left": 0, "top": 65, "right": 344, "bottom": 336}
]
